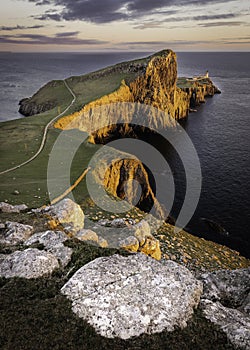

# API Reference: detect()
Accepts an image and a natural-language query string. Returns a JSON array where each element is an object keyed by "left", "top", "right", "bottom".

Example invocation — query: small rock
[
  {"left": 0, "top": 202, "right": 28, "bottom": 213},
  {"left": 98, "top": 236, "right": 108, "bottom": 248},
  {"left": 200, "top": 267, "right": 250, "bottom": 349},
  {"left": 110, "top": 218, "right": 127, "bottom": 228},
  {"left": 61, "top": 254, "right": 203, "bottom": 339},
  {"left": 75, "top": 229, "right": 99, "bottom": 243},
  {"left": 0, "top": 221, "right": 33, "bottom": 245},
  {"left": 13, "top": 190, "right": 20, "bottom": 195},
  {"left": 43, "top": 198, "right": 84, "bottom": 234},
  {"left": 134, "top": 220, "right": 152, "bottom": 245},
  {"left": 25, "top": 230, "right": 72, "bottom": 267},
  {"left": 119, "top": 236, "right": 139, "bottom": 252},
  {"left": 0, "top": 248, "right": 59, "bottom": 279}
]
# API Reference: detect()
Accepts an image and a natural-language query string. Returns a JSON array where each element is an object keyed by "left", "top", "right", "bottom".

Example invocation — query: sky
[{"left": 0, "top": 0, "right": 250, "bottom": 52}]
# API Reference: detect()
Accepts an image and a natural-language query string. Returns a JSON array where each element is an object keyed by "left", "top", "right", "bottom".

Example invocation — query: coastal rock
[
  {"left": 75, "top": 229, "right": 99, "bottom": 243},
  {"left": 0, "top": 248, "right": 59, "bottom": 279},
  {"left": 200, "top": 268, "right": 250, "bottom": 349},
  {"left": 75, "top": 229, "right": 108, "bottom": 248},
  {"left": 25, "top": 230, "right": 72, "bottom": 267},
  {"left": 0, "top": 202, "right": 28, "bottom": 213},
  {"left": 43, "top": 198, "right": 84, "bottom": 234},
  {"left": 0, "top": 221, "right": 33, "bottom": 245},
  {"left": 118, "top": 236, "right": 139, "bottom": 252},
  {"left": 134, "top": 220, "right": 161, "bottom": 260},
  {"left": 61, "top": 254, "right": 203, "bottom": 339}
]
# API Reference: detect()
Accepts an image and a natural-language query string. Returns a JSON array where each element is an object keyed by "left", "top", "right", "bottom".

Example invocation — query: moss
[{"left": 0, "top": 275, "right": 235, "bottom": 350}]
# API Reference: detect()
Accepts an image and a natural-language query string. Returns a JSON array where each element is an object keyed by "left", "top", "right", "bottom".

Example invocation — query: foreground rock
[
  {"left": 0, "top": 248, "right": 59, "bottom": 278},
  {"left": 42, "top": 198, "right": 84, "bottom": 234},
  {"left": 61, "top": 253, "right": 203, "bottom": 339},
  {"left": 0, "top": 202, "right": 28, "bottom": 213},
  {"left": 200, "top": 268, "right": 250, "bottom": 349},
  {"left": 75, "top": 229, "right": 108, "bottom": 248},
  {"left": 118, "top": 220, "right": 161, "bottom": 260},
  {"left": 25, "top": 230, "right": 72, "bottom": 267},
  {"left": 0, "top": 221, "right": 33, "bottom": 245}
]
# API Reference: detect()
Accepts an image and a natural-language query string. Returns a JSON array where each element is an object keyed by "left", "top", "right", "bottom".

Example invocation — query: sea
[{"left": 0, "top": 51, "right": 249, "bottom": 257}]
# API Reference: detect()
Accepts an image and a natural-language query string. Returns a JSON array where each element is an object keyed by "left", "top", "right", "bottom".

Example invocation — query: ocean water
[{"left": 0, "top": 51, "right": 249, "bottom": 257}]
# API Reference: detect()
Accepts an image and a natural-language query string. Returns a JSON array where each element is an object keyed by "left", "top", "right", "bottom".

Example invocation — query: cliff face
[{"left": 90, "top": 147, "right": 165, "bottom": 219}]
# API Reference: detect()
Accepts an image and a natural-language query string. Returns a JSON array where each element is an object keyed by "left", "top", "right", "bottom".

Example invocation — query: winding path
[{"left": 0, "top": 80, "right": 76, "bottom": 175}]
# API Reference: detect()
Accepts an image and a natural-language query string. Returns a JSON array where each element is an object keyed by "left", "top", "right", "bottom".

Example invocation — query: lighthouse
[{"left": 206, "top": 70, "right": 209, "bottom": 78}]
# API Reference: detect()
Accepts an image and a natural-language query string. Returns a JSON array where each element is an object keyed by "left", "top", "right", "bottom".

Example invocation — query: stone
[
  {"left": 43, "top": 198, "right": 84, "bottom": 234},
  {"left": 98, "top": 236, "right": 108, "bottom": 248},
  {"left": 75, "top": 229, "right": 99, "bottom": 243},
  {"left": 0, "top": 248, "right": 59, "bottom": 279},
  {"left": 139, "top": 237, "right": 161, "bottom": 260},
  {"left": 201, "top": 299, "right": 250, "bottom": 350},
  {"left": 25, "top": 230, "right": 68, "bottom": 248},
  {"left": 200, "top": 268, "right": 250, "bottom": 349},
  {"left": 0, "top": 202, "right": 28, "bottom": 213},
  {"left": 61, "top": 254, "right": 203, "bottom": 340},
  {"left": 134, "top": 220, "right": 152, "bottom": 245},
  {"left": 133, "top": 220, "right": 161, "bottom": 260},
  {"left": 25, "top": 230, "right": 72, "bottom": 267},
  {"left": 110, "top": 218, "right": 127, "bottom": 228},
  {"left": 118, "top": 236, "right": 139, "bottom": 252},
  {"left": 0, "top": 221, "right": 33, "bottom": 245}
]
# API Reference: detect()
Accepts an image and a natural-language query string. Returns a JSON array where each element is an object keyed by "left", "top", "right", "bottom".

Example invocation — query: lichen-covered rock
[
  {"left": 201, "top": 299, "right": 250, "bottom": 350},
  {"left": 97, "top": 236, "right": 108, "bottom": 248},
  {"left": 43, "top": 198, "right": 84, "bottom": 234},
  {"left": 0, "top": 202, "right": 28, "bottom": 213},
  {"left": 134, "top": 220, "right": 161, "bottom": 260},
  {"left": 76, "top": 229, "right": 108, "bottom": 248},
  {"left": 61, "top": 254, "right": 203, "bottom": 340},
  {"left": 118, "top": 236, "right": 139, "bottom": 252},
  {"left": 0, "top": 248, "right": 59, "bottom": 278},
  {"left": 0, "top": 221, "right": 33, "bottom": 245},
  {"left": 25, "top": 230, "right": 72, "bottom": 267},
  {"left": 25, "top": 230, "right": 68, "bottom": 247},
  {"left": 134, "top": 220, "right": 152, "bottom": 245},
  {"left": 75, "top": 229, "right": 99, "bottom": 243},
  {"left": 200, "top": 268, "right": 250, "bottom": 349},
  {"left": 200, "top": 268, "right": 250, "bottom": 310}
]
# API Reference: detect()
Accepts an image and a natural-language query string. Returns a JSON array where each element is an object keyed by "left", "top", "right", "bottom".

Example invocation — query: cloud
[
  {"left": 26, "top": 0, "right": 239, "bottom": 24},
  {"left": 0, "top": 33, "right": 108, "bottom": 45},
  {"left": 0, "top": 25, "right": 44, "bottom": 31},
  {"left": 55, "top": 31, "right": 80, "bottom": 37},
  {"left": 134, "top": 13, "right": 242, "bottom": 29},
  {"left": 198, "top": 21, "right": 245, "bottom": 27}
]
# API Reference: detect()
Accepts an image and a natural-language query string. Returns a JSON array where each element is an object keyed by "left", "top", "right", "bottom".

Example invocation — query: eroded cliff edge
[{"left": 19, "top": 50, "right": 220, "bottom": 125}]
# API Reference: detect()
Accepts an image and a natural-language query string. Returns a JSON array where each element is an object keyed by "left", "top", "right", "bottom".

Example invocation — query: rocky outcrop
[
  {"left": 42, "top": 198, "right": 85, "bottom": 234},
  {"left": 18, "top": 80, "right": 62, "bottom": 116},
  {"left": 0, "top": 221, "right": 33, "bottom": 245},
  {"left": 90, "top": 147, "right": 165, "bottom": 219},
  {"left": 199, "top": 268, "right": 250, "bottom": 349},
  {"left": 25, "top": 230, "right": 72, "bottom": 267},
  {"left": 0, "top": 202, "right": 28, "bottom": 213},
  {"left": 61, "top": 253, "right": 203, "bottom": 339},
  {"left": 0, "top": 248, "right": 59, "bottom": 278}
]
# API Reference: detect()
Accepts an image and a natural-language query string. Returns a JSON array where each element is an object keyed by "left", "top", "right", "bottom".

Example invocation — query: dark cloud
[
  {"left": 134, "top": 13, "right": 241, "bottom": 29},
  {"left": 27, "top": 0, "right": 239, "bottom": 24},
  {"left": 55, "top": 31, "right": 80, "bottom": 37},
  {"left": 199, "top": 21, "right": 245, "bottom": 27},
  {"left": 0, "top": 24, "right": 44, "bottom": 31},
  {"left": 193, "top": 14, "right": 237, "bottom": 20},
  {"left": 0, "top": 33, "right": 108, "bottom": 45}
]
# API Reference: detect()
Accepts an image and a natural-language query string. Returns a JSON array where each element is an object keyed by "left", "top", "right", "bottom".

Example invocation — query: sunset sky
[{"left": 0, "top": 0, "right": 250, "bottom": 52}]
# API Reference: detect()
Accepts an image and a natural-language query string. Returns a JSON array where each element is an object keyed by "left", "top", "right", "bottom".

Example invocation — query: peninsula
[{"left": 0, "top": 49, "right": 249, "bottom": 350}]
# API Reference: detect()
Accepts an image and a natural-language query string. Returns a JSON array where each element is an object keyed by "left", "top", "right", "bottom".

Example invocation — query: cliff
[{"left": 19, "top": 50, "right": 220, "bottom": 128}]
